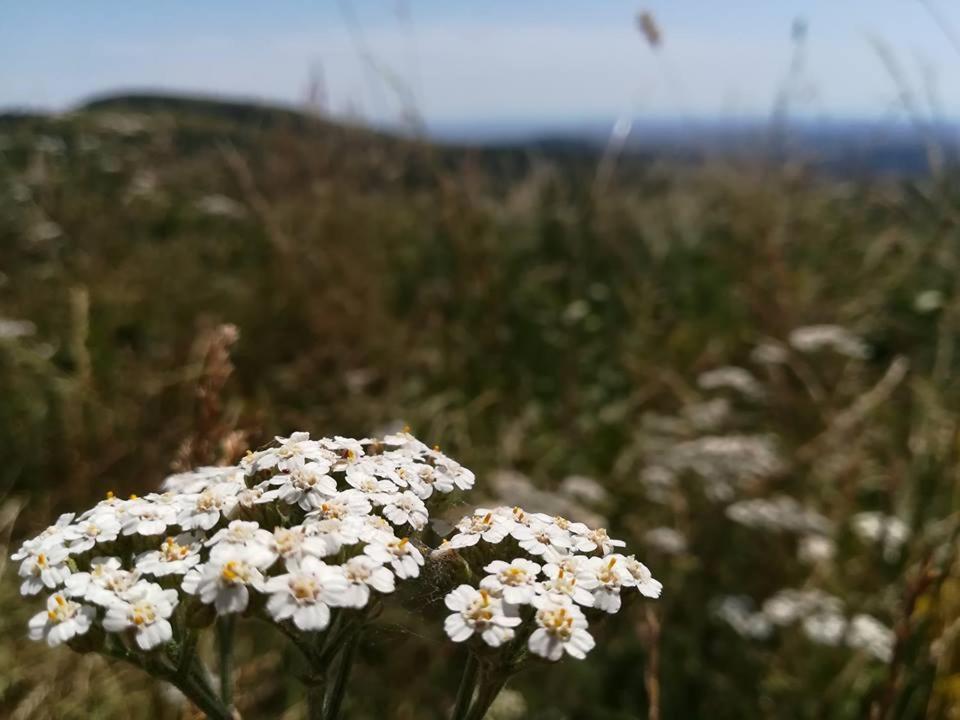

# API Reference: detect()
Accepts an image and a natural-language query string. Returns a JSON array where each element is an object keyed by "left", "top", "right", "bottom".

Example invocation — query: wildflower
[
  {"left": 443, "top": 585, "right": 521, "bottom": 647},
  {"left": 135, "top": 534, "right": 203, "bottom": 577},
  {"left": 480, "top": 559, "right": 542, "bottom": 604},
  {"left": 539, "top": 563, "right": 596, "bottom": 607},
  {"left": 182, "top": 552, "right": 267, "bottom": 614},
  {"left": 17, "top": 545, "right": 71, "bottom": 596},
  {"left": 340, "top": 556, "right": 395, "bottom": 607},
  {"left": 798, "top": 535, "right": 836, "bottom": 564},
  {"left": 243, "top": 432, "right": 332, "bottom": 474},
  {"left": 620, "top": 555, "right": 663, "bottom": 598},
  {"left": 714, "top": 596, "right": 772, "bottom": 640},
  {"left": 364, "top": 537, "right": 424, "bottom": 579},
  {"left": 65, "top": 556, "right": 140, "bottom": 606},
  {"left": 178, "top": 485, "right": 240, "bottom": 531},
  {"left": 121, "top": 497, "right": 178, "bottom": 537},
  {"left": 64, "top": 514, "right": 122, "bottom": 553},
  {"left": 382, "top": 491, "right": 429, "bottom": 530},
  {"left": 788, "top": 325, "right": 868, "bottom": 358},
  {"left": 103, "top": 581, "right": 178, "bottom": 650},
  {"left": 264, "top": 557, "right": 349, "bottom": 631},
  {"left": 584, "top": 556, "right": 629, "bottom": 613},
  {"left": 448, "top": 510, "right": 512, "bottom": 549},
  {"left": 260, "top": 459, "right": 337, "bottom": 511},
  {"left": 344, "top": 468, "right": 398, "bottom": 502},
  {"left": 802, "top": 612, "right": 847, "bottom": 646},
  {"left": 28, "top": 593, "right": 96, "bottom": 647},
  {"left": 528, "top": 597, "right": 595, "bottom": 660},
  {"left": 847, "top": 614, "right": 894, "bottom": 662},
  {"left": 513, "top": 521, "right": 571, "bottom": 557},
  {"left": 571, "top": 526, "right": 625, "bottom": 556},
  {"left": 697, "top": 366, "right": 765, "bottom": 401},
  {"left": 643, "top": 527, "right": 688, "bottom": 555},
  {"left": 851, "top": 512, "right": 908, "bottom": 561},
  {"left": 307, "top": 491, "right": 372, "bottom": 522}
]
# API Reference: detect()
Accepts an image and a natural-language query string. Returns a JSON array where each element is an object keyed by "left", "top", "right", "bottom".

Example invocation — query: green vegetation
[{"left": 2, "top": 95, "right": 960, "bottom": 719}]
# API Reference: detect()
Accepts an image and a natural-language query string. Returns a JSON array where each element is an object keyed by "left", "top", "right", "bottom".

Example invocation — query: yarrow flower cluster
[
  {"left": 439, "top": 507, "right": 662, "bottom": 662},
  {"left": 14, "top": 431, "right": 473, "bottom": 647},
  {"left": 13, "top": 430, "right": 660, "bottom": 718}
]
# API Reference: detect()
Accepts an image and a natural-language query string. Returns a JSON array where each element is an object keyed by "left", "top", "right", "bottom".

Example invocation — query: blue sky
[{"left": 3, "top": 1, "right": 960, "bottom": 131}]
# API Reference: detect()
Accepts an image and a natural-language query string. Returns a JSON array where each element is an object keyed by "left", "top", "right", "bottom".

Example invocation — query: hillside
[{"left": 2, "top": 92, "right": 960, "bottom": 719}]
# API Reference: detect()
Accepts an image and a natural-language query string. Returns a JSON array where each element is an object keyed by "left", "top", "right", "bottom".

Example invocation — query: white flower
[
  {"left": 242, "top": 431, "right": 333, "bottom": 474},
  {"left": 539, "top": 562, "right": 596, "bottom": 607},
  {"left": 513, "top": 521, "right": 570, "bottom": 557},
  {"left": 178, "top": 485, "right": 240, "bottom": 531},
  {"left": 64, "top": 513, "right": 122, "bottom": 554},
  {"left": 528, "top": 597, "right": 595, "bottom": 661},
  {"left": 161, "top": 466, "right": 244, "bottom": 494},
  {"left": 18, "top": 545, "right": 71, "bottom": 596},
  {"left": 206, "top": 520, "right": 274, "bottom": 555},
  {"left": 798, "top": 535, "right": 836, "bottom": 564},
  {"left": 851, "top": 512, "right": 908, "bottom": 561},
  {"left": 340, "top": 556, "right": 395, "bottom": 607},
  {"left": 307, "top": 491, "right": 372, "bottom": 522},
  {"left": 427, "top": 450, "right": 475, "bottom": 491},
  {"left": 135, "top": 534, "right": 203, "bottom": 577},
  {"left": 344, "top": 467, "right": 398, "bottom": 502},
  {"left": 269, "top": 525, "right": 335, "bottom": 568},
  {"left": 443, "top": 585, "right": 521, "bottom": 647},
  {"left": 28, "top": 593, "right": 96, "bottom": 647},
  {"left": 182, "top": 553, "right": 267, "bottom": 614},
  {"left": 620, "top": 555, "right": 663, "bottom": 598},
  {"left": 584, "top": 556, "right": 629, "bottom": 613},
  {"left": 847, "top": 614, "right": 894, "bottom": 662},
  {"left": 480, "top": 559, "right": 542, "bottom": 605},
  {"left": 260, "top": 459, "right": 337, "bottom": 511},
  {"left": 303, "top": 516, "right": 363, "bottom": 556},
  {"left": 65, "top": 556, "right": 140, "bottom": 606},
  {"left": 571, "top": 527, "right": 625, "bottom": 556},
  {"left": 448, "top": 511, "right": 512, "bottom": 549},
  {"left": 788, "top": 325, "right": 868, "bottom": 358},
  {"left": 364, "top": 537, "right": 424, "bottom": 579},
  {"left": 103, "top": 581, "right": 178, "bottom": 650},
  {"left": 802, "top": 612, "right": 847, "bottom": 646},
  {"left": 121, "top": 496, "right": 178, "bottom": 537},
  {"left": 403, "top": 463, "right": 455, "bottom": 499},
  {"left": 264, "top": 557, "right": 349, "bottom": 631},
  {"left": 382, "top": 491, "right": 429, "bottom": 530}
]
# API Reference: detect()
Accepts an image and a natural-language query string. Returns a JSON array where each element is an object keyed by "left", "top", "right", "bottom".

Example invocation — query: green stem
[
  {"left": 450, "top": 652, "right": 479, "bottom": 720},
  {"left": 216, "top": 615, "right": 236, "bottom": 709},
  {"left": 323, "top": 632, "right": 360, "bottom": 720},
  {"left": 463, "top": 664, "right": 510, "bottom": 720},
  {"left": 306, "top": 678, "right": 327, "bottom": 720}
]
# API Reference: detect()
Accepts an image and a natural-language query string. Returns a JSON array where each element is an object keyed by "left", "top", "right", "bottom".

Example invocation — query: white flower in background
[
  {"left": 714, "top": 596, "right": 773, "bottom": 640},
  {"left": 135, "top": 534, "right": 203, "bottom": 577},
  {"left": 364, "top": 537, "right": 424, "bottom": 579},
  {"left": 182, "top": 552, "right": 267, "bottom": 614},
  {"left": 480, "top": 559, "right": 542, "bottom": 604},
  {"left": 620, "top": 555, "right": 663, "bottom": 598},
  {"left": 847, "top": 614, "right": 894, "bottom": 662},
  {"left": 750, "top": 341, "right": 789, "bottom": 365},
  {"left": 443, "top": 585, "right": 521, "bottom": 647},
  {"left": 178, "top": 485, "right": 240, "bottom": 531},
  {"left": 28, "top": 593, "right": 96, "bottom": 647},
  {"left": 788, "top": 324, "right": 868, "bottom": 359},
  {"left": 382, "top": 491, "right": 429, "bottom": 530},
  {"left": 528, "top": 597, "right": 595, "bottom": 661},
  {"left": 449, "top": 511, "right": 512, "bottom": 549},
  {"left": 17, "top": 545, "right": 71, "bottom": 595},
  {"left": 584, "top": 556, "right": 629, "bottom": 613},
  {"left": 798, "top": 535, "right": 836, "bottom": 564},
  {"left": 64, "top": 513, "right": 122, "bottom": 554},
  {"left": 264, "top": 556, "right": 349, "bottom": 631},
  {"left": 643, "top": 527, "right": 688, "bottom": 555},
  {"left": 851, "top": 512, "right": 909, "bottom": 561},
  {"left": 102, "top": 581, "right": 178, "bottom": 650},
  {"left": 260, "top": 459, "right": 337, "bottom": 511},
  {"left": 762, "top": 589, "right": 843, "bottom": 626},
  {"left": 697, "top": 366, "right": 765, "bottom": 401},
  {"left": 341, "top": 556, "right": 395, "bottom": 607},
  {"left": 802, "top": 612, "right": 847, "bottom": 647}
]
